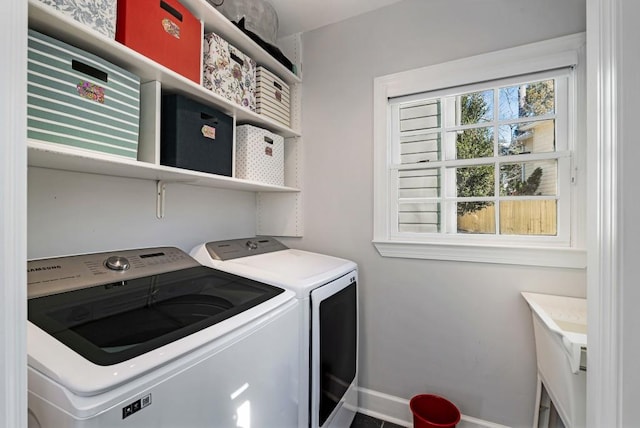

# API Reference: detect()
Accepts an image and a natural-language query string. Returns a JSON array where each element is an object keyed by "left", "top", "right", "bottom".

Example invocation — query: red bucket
[{"left": 410, "top": 394, "right": 461, "bottom": 428}]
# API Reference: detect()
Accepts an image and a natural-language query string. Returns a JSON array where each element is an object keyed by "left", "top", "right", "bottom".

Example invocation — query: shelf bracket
[{"left": 156, "top": 180, "right": 166, "bottom": 219}]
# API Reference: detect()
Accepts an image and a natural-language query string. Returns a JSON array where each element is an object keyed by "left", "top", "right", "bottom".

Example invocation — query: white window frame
[{"left": 373, "top": 34, "right": 587, "bottom": 268}]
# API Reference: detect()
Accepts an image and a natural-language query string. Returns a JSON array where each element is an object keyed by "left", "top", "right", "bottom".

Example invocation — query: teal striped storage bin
[{"left": 27, "top": 29, "right": 140, "bottom": 159}]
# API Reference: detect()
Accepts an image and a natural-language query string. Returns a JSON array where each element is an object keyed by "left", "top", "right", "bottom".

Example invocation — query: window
[
  {"left": 391, "top": 71, "right": 569, "bottom": 237},
  {"left": 373, "top": 34, "right": 587, "bottom": 267}
]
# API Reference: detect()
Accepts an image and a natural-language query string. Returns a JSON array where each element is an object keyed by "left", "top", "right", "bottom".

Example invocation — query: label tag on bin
[
  {"left": 201, "top": 125, "right": 216, "bottom": 140},
  {"left": 76, "top": 81, "right": 105, "bottom": 104},
  {"left": 162, "top": 19, "right": 181, "bottom": 39}
]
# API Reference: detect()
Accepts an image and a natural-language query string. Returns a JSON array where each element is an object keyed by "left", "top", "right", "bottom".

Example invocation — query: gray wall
[
  {"left": 28, "top": 167, "right": 257, "bottom": 259},
  {"left": 280, "top": 0, "right": 587, "bottom": 426}
]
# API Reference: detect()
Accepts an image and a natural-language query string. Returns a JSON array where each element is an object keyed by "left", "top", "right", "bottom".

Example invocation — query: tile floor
[{"left": 350, "top": 412, "right": 406, "bottom": 428}]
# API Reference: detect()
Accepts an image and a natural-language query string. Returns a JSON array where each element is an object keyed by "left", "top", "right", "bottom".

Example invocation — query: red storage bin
[{"left": 116, "top": 0, "right": 202, "bottom": 83}]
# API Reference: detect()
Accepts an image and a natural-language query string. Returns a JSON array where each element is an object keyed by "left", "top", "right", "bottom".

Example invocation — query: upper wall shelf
[
  {"left": 179, "top": 0, "right": 301, "bottom": 85},
  {"left": 27, "top": 0, "right": 301, "bottom": 138}
]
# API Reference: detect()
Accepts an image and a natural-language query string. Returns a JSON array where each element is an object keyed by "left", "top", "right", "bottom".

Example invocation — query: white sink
[{"left": 522, "top": 292, "right": 586, "bottom": 428}]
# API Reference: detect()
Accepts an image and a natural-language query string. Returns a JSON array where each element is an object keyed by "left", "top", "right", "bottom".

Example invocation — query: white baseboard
[{"left": 356, "top": 387, "right": 511, "bottom": 428}]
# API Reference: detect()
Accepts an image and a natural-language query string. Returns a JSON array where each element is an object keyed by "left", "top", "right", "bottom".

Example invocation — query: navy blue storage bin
[{"left": 161, "top": 94, "right": 233, "bottom": 176}]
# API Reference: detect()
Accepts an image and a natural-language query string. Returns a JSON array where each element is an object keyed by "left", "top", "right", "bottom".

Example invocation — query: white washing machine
[
  {"left": 27, "top": 246, "right": 299, "bottom": 427},
  {"left": 191, "top": 237, "right": 358, "bottom": 428}
]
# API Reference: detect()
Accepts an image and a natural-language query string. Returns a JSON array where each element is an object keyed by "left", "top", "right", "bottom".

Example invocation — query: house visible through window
[
  {"left": 390, "top": 71, "right": 571, "bottom": 238},
  {"left": 373, "top": 34, "right": 586, "bottom": 267}
]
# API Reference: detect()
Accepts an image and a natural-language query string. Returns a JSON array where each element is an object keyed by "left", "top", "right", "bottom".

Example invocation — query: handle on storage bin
[
  {"left": 160, "top": 0, "right": 183, "bottom": 21},
  {"left": 264, "top": 136, "right": 273, "bottom": 144},
  {"left": 230, "top": 52, "right": 244, "bottom": 67},
  {"left": 72, "top": 60, "right": 108, "bottom": 82},
  {"left": 273, "top": 81, "right": 283, "bottom": 91},
  {"left": 200, "top": 112, "right": 219, "bottom": 124}
]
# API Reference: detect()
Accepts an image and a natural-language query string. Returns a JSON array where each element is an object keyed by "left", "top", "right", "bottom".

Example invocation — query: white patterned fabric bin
[
  {"left": 27, "top": 30, "right": 140, "bottom": 159},
  {"left": 203, "top": 32, "right": 256, "bottom": 111},
  {"left": 235, "top": 125, "right": 284, "bottom": 186},
  {"left": 35, "top": 0, "right": 117, "bottom": 39},
  {"left": 256, "top": 66, "right": 290, "bottom": 127}
]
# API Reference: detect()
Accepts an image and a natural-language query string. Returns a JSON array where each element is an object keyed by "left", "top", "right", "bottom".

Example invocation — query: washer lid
[
  {"left": 27, "top": 247, "right": 295, "bottom": 396},
  {"left": 194, "top": 246, "right": 357, "bottom": 296},
  {"left": 29, "top": 265, "right": 286, "bottom": 367}
]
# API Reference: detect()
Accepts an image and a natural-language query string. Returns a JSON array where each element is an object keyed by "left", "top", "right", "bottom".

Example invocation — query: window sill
[{"left": 372, "top": 240, "right": 587, "bottom": 268}]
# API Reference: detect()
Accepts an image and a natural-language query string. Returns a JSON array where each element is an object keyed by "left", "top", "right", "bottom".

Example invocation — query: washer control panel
[{"left": 27, "top": 247, "right": 199, "bottom": 298}]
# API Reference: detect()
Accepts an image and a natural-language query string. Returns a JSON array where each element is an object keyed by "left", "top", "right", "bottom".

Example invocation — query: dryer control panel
[
  {"left": 27, "top": 247, "right": 199, "bottom": 298},
  {"left": 205, "top": 237, "right": 288, "bottom": 261}
]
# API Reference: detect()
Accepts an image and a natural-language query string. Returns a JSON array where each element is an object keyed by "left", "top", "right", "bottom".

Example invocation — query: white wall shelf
[
  {"left": 28, "top": 140, "right": 300, "bottom": 193},
  {"left": 27, "top": 0, "right": 304, "bottom": 237}
]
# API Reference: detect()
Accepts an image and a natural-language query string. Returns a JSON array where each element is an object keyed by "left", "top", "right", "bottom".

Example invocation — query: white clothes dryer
[
  {"left": 27, "top": 247, "right": 299, "bottom": 428},
  {"left": 191, "top": 237, "right": 358, "bottom": 428}
]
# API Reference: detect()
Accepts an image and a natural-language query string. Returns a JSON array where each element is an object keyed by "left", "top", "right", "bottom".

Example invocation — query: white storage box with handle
[
  {"left": 235, "top": 124, "right": 284, "bottom": 186},
  {"left": 256, "top": 66, "right": 290, "bottom": 127}
]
